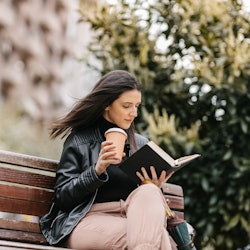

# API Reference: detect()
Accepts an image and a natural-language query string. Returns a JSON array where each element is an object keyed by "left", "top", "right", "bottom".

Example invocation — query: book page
[
  {"left": 175, "top": 154, "right": 200, "bottom": 166},
  {"left": 147, "top": 141, "right": 176, "bottom": 167}
]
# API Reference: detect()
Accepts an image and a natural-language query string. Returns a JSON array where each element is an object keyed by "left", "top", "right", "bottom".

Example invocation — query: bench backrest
[{"left": 0, "top": 149, "right": 184, "bottom": 245}]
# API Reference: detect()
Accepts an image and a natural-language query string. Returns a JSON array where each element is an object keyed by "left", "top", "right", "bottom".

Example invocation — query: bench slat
[
  {"left": 0, "top": 197, "right": 50, "bottom": 216},
  {"left": 0, "top": 150, "right": 58, "bottom": 172},
  {"left": 0, "top": 183, "right": 53, "bottom": 203},
  {"left": 162, "top": 182, "right": 183, "bottom": 197},
  {"left": 0, "top": 240, "right": 69, "bottom": 250},
  {"left": 0, "top": 165, "right": 55, "bottom": 189},
  {"left": 164, "top": 194, "right": 184, "bottom": 210},
  {"left": 0, "top": 219, "right": 40, "bottom": 234},
  {"left": 0, "top": 229, "right": 46, "bottom": 245},
  {"left": 173, "top": 211, "right": 184, "bottom": 219}
]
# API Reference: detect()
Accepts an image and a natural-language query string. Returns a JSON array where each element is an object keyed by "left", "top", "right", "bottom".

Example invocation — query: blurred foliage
[
  {"left": 79, "top": 0, "right": 250, "bottom": 248},
  {"left": 142, "top": 107, "right": 202, "bottom": 156},
  {"left": 0, "top": 104, "right": 62, "bottom": 160}
]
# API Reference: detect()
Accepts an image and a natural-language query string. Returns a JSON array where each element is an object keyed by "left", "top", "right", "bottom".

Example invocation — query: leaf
[
  {"left": 225, "top": 214, "right": 240, "bottom": 230},
  {"left": 240, "top": 120, "right": 248, "bottom": 134},
  {"left": 201, "top": 177, "right": 209, "bottom": 191},
  {"left": 223, "top": 150, "right": 232, "bottom": 161}
]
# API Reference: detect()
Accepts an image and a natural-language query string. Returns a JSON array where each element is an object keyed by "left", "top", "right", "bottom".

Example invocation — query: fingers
[
  {"left": 136, "top": 171, "right": 145, "bottom": 182},
  {"left": 99, "top": 141, "right": 126, "bottom": 161},
  {"left": 150, "top": 166, "right": 165, "bottom": 187},
  {"left": 141, "top": 167, "right": 150, "bottom": 179},
  {"left": 95, "top": 141, "right": 119, "bottom": 175},
  {"left": 165, "top": 171, "right": 174, "bottom": 181},
  {"left": 136, "top": 167, "right": 153, "bottom": 182},
  {"left": 99, "top": 141, "right": 116, "bottom": 156},
  {"left": 99, "top": 141, "right": 118, "bottom": 160},
  {"left": 137, "top": 166, "right": 174, "bottom": 188},
  {"left": 150, "top": 166, "right": 158, "bottom": 182},
  {"left": 159, "top": 170, "right": 167, "bottom": 183}
]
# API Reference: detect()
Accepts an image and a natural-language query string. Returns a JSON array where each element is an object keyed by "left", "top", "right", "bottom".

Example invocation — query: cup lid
[{"left": 104, "top": 127, "right": 127, "bottom": 138}]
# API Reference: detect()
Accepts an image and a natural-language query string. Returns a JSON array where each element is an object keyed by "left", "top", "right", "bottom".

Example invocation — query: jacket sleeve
[
  {"left": 135, "top": 133, "right": 149, "bottom": 149},
  {"left": 54, "top": 134, "right": 108, "bottom": 212}
]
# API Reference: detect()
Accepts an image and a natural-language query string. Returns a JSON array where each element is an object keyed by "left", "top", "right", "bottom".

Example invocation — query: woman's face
[{"left": 103, "top": 89, "right": 141, "bottom": 129}]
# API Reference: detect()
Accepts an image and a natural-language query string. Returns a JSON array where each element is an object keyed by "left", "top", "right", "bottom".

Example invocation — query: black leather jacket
[{"left": 39, "top": 125, "right": 148, "bottom": 246}]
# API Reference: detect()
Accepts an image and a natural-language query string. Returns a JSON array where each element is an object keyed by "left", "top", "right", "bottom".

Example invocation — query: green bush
[{"left": 79, "top": 0, "right": 250, "bottom": 248}]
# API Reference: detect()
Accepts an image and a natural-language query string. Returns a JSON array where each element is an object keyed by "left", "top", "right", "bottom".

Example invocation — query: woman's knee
[
  {"left": 126, "top": 183, "right": 166, "bottom": 209},
  {"left": 137, "top": 183, "right": 163, "bottom": 200}
]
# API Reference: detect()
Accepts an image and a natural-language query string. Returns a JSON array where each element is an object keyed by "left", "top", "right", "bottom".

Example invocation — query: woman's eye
[{"left": 123, "top": 104, "right": 140, "bottom": 109}]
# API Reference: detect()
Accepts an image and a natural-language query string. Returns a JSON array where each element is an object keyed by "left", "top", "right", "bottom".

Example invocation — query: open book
[{"left": 119, "top": 141, "right": 200, "bottom": 184}]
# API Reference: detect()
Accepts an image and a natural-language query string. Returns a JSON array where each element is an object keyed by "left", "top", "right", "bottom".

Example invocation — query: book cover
[{"left": 119, "top": 141, "right": 200, "bottom": 184}]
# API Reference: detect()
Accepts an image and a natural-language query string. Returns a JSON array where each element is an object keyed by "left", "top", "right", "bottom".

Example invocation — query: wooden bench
[{"left": 0, "top": 149, "right": 185, "bottom": 249}]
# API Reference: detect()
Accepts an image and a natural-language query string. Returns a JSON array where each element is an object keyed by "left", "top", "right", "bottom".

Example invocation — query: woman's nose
[{"left": 129, "top": 107, "right": 138, "bottom": 117}]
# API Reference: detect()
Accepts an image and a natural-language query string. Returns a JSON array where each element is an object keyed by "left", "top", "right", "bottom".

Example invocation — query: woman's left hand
[{"left": 136, "top": 166, "right": 174, "bottom": 188}]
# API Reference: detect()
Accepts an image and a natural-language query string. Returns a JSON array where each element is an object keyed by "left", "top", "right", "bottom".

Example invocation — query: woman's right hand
[{"left": 95, "top": 141, "right": 120, "bottom": 175}]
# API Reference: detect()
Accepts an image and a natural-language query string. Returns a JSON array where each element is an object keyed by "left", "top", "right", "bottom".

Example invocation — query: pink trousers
[{"left": 67, "top": 184, "right": 177, "bottom": 250}]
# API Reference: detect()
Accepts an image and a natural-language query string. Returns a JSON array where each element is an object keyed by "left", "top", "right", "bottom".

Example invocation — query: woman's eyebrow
[{"left": 123, "top": 102, "right": 141, "bottom": 105}]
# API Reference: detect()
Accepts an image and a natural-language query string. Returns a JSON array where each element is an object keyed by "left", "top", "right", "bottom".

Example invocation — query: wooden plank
[
  {"left": 0, "top": 229, "right": 46, "bottom": 245},
  {"left": 0, "top": 166, "right": 55, "bottom": 189},
  {"left": 162, "top": 183, "right": 183, "bottom": 197},
  {"left": 0, "top": 197, "right": 51, "bottom": 216},
  {"left": 0, "top": 150, "right": 58, "bottom": 172},
  {"left": 0, "top": 246, "right": 27, "bottom": 250},
  {"left": 0, "top": 184, "right": 53, "bottom": 203},
  {"left": 0, "top": 175, "right": 183, "bottom": 214},
  {"left": 165, "top": 195, "right": 184, "bottom": 210},
  {"left": 0, "top": 219, "right": 40, "bottom": 234},
  {"left": 0, "top": 240, "right": 70, "bottom": 250},
  {"left": 173, "top": 211, "right": 184, "bottom": 219}
]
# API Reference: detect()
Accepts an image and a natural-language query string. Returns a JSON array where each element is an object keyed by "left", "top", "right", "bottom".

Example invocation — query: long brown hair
[{"left": 50, "top": 70, "right": 142, "bottom": 152}]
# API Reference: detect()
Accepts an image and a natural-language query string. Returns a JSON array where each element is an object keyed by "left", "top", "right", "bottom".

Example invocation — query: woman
[{"left": 40, "top": 70, "right": 176, "bottom": 250}]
